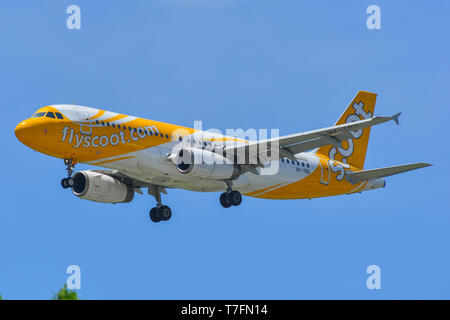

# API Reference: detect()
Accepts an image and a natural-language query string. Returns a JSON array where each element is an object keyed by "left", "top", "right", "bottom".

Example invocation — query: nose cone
[{"left": 15, "top": 120, "right": 34, "bottom": 146}]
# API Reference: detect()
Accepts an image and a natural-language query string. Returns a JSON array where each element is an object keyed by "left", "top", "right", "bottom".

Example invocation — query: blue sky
[{"left": 1, "top": 0, "right": 449, "bottom": 299}]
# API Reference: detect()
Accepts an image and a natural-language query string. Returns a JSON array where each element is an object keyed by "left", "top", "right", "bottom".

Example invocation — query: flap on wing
[
  {"left": 92, "top": 169, "right": 149, "bottom": 188},
  {"left": 222, "top": 113, "right": 401, "bottom": 164},
  {"left": 346, "top": 163, "right": 431, "bottom": 184}
]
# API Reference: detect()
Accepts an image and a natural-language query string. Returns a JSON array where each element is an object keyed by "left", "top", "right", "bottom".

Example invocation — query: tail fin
[{"left": 316, "top": 91, "right": 377, "bottom": 169}]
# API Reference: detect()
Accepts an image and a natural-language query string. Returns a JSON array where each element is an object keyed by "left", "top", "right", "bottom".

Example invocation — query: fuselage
[{"left": 15, "top": 104, "right": 378, "bottom": 199}]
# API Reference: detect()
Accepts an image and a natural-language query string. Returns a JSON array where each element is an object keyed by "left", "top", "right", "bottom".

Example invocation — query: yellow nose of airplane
[{"left": 15, "top": 120, "right": 35, "bottom": 146}]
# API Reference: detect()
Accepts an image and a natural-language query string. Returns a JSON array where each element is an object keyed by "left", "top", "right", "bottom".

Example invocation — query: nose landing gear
[{"left": 61, "top": 158, "right": 75, "bottom": 189}]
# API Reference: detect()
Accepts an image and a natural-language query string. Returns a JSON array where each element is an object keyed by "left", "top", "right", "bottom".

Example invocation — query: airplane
[{"left": 15, "top": 91, "right": 431, "bottom": 223}]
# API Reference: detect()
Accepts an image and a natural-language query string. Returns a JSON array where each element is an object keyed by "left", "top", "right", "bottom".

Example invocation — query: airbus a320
[{"left": 15, "top": 91, "right": 430, "bottom": 223}]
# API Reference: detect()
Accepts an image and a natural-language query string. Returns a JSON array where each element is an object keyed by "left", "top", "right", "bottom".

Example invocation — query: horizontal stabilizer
[{"left": 346, "top": 162, "right": 431, "bottom": 184}]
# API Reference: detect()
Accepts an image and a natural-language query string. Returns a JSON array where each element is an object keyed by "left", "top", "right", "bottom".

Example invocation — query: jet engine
[
  {"left": 72, "top": 170, "right": 134, "bottom": 203},
  {"left": 170, "top": 147, "right": 240, "bottom": 180}
]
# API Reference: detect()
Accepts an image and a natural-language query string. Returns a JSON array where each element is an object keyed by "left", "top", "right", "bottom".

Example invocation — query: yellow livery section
[
  {"left": 15, "top": 106, "right": 195, "bottom": 163},
  {"left": 316, "top": 91, "right": 377, "bottom": 170},
  {"left": 250, "top": 157, "right": 367, "bottom": 200}
]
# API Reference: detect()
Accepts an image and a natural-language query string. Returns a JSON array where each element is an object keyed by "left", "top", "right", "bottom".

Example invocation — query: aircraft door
[
  {"left": 77, "top": 109, "right": 92, "bottom": 135},
  {"left": 319, "top": 158, "right": 330, "bottom": 185}
]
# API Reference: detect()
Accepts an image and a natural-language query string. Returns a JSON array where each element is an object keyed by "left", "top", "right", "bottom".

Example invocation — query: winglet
[{"left": 392, "top": 112, "right": 401, "bottom": 125}]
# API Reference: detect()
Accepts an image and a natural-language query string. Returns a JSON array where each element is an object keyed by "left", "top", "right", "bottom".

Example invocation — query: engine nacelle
[
  {"left": 72, "top": 171, "right": 134, "bottom": 203},
  {"left": 170, "top": 147, "right": 240, "bottom": 180}
]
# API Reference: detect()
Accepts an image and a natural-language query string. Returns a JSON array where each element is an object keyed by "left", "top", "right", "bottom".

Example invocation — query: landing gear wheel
[
  {"left": 220, "top": 193, "right": 232, "bottom": 208},
  {"left": 149, "top": 207, "right": 161, "bottom": 223},
  {"left": 61, "top": 178, "right": 69, "bottom": 189},
  {"left": 61, "top": 158, "right": 75, "bottom": 190},
  {"left": 149, "top": 206, "right": 172, "bottom": 223},
  {"left": 148, "top": 185, "right": 172, "bottom": 223},
  {"left": 159, "top": 205, "right": 172, "bottom": 221},
  {"left": 229, "top": 190, "right": 242, "bottom": 206},
  {"left": 220, "top": 190, "right": 242, "bottom": 208}
]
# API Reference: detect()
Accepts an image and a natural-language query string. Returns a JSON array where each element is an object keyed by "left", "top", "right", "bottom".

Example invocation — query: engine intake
[
  {"left": 72, "top": 171, "right": 134, "bottom": 203},
  {"left": 170, "top": 147, "right": 240, "bottom": 180}
]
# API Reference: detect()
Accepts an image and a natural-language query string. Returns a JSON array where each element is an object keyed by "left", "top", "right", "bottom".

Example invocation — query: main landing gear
[
  {"left": 149, "top": 206, "right": 172, "bottom": 223},
  {"left": 219, "top": 180, "right": 242, "bottom": 208},
  {"left": 148, "top": 185, "right": 172, "bottom": 223},
  {"left": 61, "top": 158, "right": 75, "bottom": 189}
]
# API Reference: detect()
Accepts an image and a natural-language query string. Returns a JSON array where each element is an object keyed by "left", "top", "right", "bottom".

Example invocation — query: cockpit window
[
  {"left": 46, "top": 112, "right": 56, "bottom": 118},
  {"left": 55, "top": 112, "right": 64, "bottom": 119},
  {"left": 32, "top": 112, "right": 46, "bottom": 118}
]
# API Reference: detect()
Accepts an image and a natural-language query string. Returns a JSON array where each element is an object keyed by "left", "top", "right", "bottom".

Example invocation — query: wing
[
  {"left": 346, "top": 163, "right": 431, "bottom": 184},
  {"left": 222, "top": 113, "right": 401, "bottom": 166},
  {"left": 90, "top": 169, "right": 168, "bottom": 195}
]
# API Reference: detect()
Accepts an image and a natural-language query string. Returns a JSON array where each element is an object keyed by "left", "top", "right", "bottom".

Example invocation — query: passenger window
[
  {"left": 32, "top": 112, "right": 46, "bottom": 118},
  {"left": 55, "top": 112, "right": 64, "bottom": 119},
  {"left": 46, "top": 112, "right": 55, "bottom": 118},
  {"left": 165, "top": 134, "right": 169, "bottom": 139}
]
